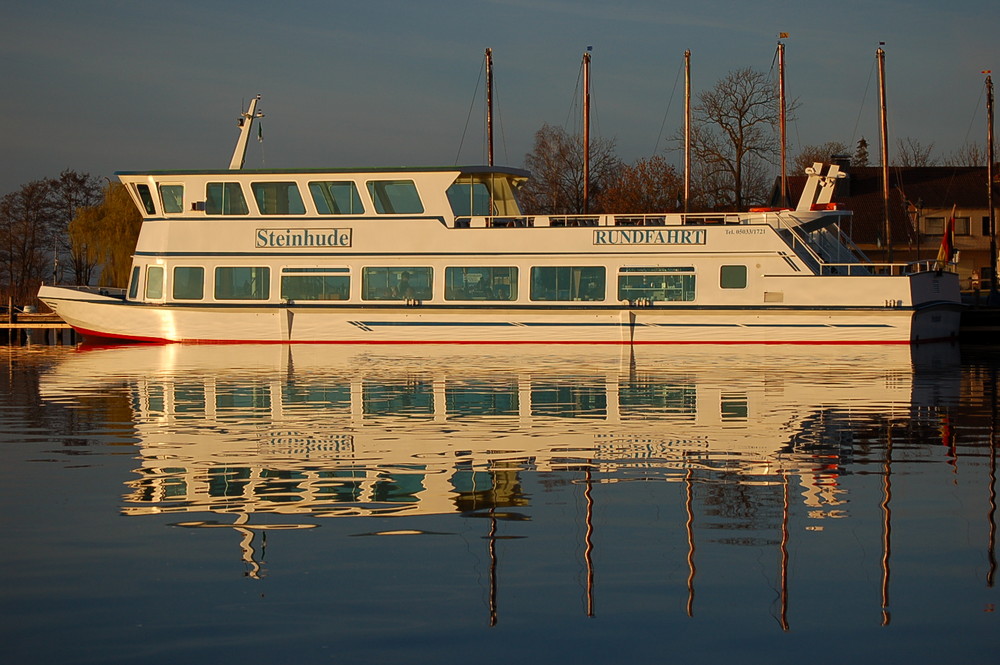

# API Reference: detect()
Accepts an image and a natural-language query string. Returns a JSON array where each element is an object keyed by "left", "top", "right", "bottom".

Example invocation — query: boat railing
[
  {"left": 49, "top": 284, "right": 127, "bottom": 298},
  {"left": 455, "top": 212, "right": 755, "bottom": 228}
]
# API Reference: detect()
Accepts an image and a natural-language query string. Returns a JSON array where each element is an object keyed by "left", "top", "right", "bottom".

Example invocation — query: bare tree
[
  {"left": 519, "top": 123, "right": 621, "bottom": 214},
  {"left": 49, "top": 170, "right": 102, "bottom": 285},
  {"left": 601, "top": 155, "right": 683, "bottom": 213},
  {"left": 689, "top": 67, "right": 787, "bottom": 210},
  {"left": 893, "top": 137, "right": 936, "bottom": 166},
  {"left": 942, "top": 142, "right": 987, "bottom": 167},
  {"left": 792, "top": 141, "right": 849, "bottom": 174},
  {"left": 0, "top": 180, "right": 58, "bottom": 307}
]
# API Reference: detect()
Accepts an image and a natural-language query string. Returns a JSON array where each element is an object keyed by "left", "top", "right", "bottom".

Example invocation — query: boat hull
[{"left": 39, "top": 286, "right": 959, "bottom": 345}]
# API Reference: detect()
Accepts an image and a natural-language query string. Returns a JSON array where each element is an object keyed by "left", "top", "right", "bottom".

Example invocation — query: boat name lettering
[
  {"left": 255, "top": 228, "right": 352, "bottom": 248},
  {"left": 724, "top": 228, "right": 766, "bottom": 235},
  {"left": 593, "top": 229, "right": 706, "bottom": 245}
]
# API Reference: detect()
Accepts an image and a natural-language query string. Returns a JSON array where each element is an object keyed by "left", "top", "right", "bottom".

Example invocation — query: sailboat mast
[
  {"left": 986, "top": 73, "right": 996, "bottom": 300},
  {"left": 486, "top": 48, "right": 494, "bottom": 167},
  {"left": 583, "top": 49, "right": 591, "bottom": 214},
  {"left": 684, "top": 50, "right": 691, "bottom": 213},
  {"left": 878, "top": 46, "right": 892, "bottom": 262},
  {"left": 778, "top": 41, "right": 788, "bottom": 207}
]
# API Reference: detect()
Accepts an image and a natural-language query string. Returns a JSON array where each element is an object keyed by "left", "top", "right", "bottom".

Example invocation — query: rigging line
[
  {"left": 565, "top": 60, "right": 585, "bottom": 133},
  {"left": 961, "top": 82, "right": 988, "bottom": 158},
  {"left": 455, "top": 57, "right": 486, "bottom": 165},
  {"left": 851, "top": 54, "right": 878, "bottom": 146},
  {"left": 653, "top": 56, "right": 684, "bottom": 157}
]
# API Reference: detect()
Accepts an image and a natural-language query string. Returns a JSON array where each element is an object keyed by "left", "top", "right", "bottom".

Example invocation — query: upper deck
[{"left": 117, "top": 165, "right": 529, "bottom": 222}]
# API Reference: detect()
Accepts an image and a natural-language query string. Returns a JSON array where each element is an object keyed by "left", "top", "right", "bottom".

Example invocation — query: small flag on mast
[
  {"left": 257, "top": 122, "right": 263, "bottom": 143},
  {"left": 779, "top": 32, "right": 789, "bottom": 39}
]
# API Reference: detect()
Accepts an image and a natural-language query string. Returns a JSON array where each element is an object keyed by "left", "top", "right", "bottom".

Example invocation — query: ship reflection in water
[{"left": 32, "top": 342, "right": 997, "bottom": 659}]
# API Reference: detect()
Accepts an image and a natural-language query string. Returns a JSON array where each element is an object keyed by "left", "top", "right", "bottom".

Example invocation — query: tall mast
[
  {"left": 778, "top": 39, "right": 788, "bottom": 207},
  {"left": 987, "top": 72, "right": 996, "bottom": 301},
  {"left": 583, "top": 48, "right": 591, "bottom": 214},
  {"left": 486, "top": 48, "right": 494, "bottom": 167},
  {"left": 878, "top": 46, "right": 892, "bottom": 262},
  {"left": 229, "top": 94, "right": 263, "bottom": 170},
  {"left": 684, "top": 50, "right": 691, "bottom": 213}
]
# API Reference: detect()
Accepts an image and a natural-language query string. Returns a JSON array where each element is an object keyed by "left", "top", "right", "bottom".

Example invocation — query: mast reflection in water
[{"left": 4, "top": 343, "right": 997, "bottom": 664}]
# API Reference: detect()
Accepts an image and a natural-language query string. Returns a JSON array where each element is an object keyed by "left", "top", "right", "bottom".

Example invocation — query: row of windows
[
  {"left": 136, "top": 179, "right": 424, "bottom": 217},
  {"left": 136, "top": 179, "right": 502, "bottom": 217},
  {"left": 130, "top": 265, "right": 749, "bottom": 302},
  {"left": 924, "top": 216, "right": 994, "bottom": 236}
]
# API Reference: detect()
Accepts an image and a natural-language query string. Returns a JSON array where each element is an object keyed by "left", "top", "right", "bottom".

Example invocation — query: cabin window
[
  {"left": 128, "top": 266, "right": 141, "bottom": 299},
  {"left": 720, "top": 265, "right": 747, "bottom": 289},
  {"left": 252, "top": 182, "right": 306, "bottom": 215},
  {"left": 925, "top": 217, "right": 945, "bottom": 235},
  {"left": 447, "top": 182, "right": 493, "bottom": 216},
  {"left": 309, "top": 181, "right": 365, "bottom": 214},
  {"left": 135, "top": 185, "right": 156, "bottom": 215},
  {"left": 173, "top": 266, "right": 205, "bottom": 300},
  {"left": 214, "top": 266, "right": 270, "bottom": 300},
  {"left": 367, "top": 180, "right": 424, "bottom": 214},
  {"left": 159, "top": 185, "right": 184, "bottom": 213},
  {"left": 445, "top": 267, "right": 517, "bottom": 301},
  {"left": 362, "top": 267, "right": 432, "bottom": 300},
  {"left": 205, "top": 183, "right": 250, "bottom": 215},
  {"left": 281, "top": 267, "right": 350, "bottom": 300},
  {"left": 618, "top": 266, "right": 695, "bottom": 301},
  {"left": 530, "top": 267, "right": 605, "bottom": 301},
  {"left": 145, "top": 266, "right": 164, "bottom": 299}
]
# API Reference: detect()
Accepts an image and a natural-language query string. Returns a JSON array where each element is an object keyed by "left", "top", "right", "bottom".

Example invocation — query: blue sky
[{"left": 2, "top": 0, "right": 997, "bottom": 195}]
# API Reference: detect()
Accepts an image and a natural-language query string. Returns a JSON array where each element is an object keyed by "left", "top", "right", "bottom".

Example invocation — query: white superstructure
[{"left": 38, "top": 155, "right": 961, "bottom": 344}]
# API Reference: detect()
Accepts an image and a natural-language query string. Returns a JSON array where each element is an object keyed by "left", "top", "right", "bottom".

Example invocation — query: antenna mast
[{"left": 229, "top": 95, "right": 263, "bottom": 170}]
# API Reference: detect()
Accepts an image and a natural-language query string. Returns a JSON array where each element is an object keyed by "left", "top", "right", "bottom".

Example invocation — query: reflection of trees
[{"left": 699, "top": 474, "right": 783, "bottom": 544}]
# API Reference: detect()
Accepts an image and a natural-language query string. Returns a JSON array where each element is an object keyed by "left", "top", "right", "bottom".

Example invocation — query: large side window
[
  {"left": 446, "top": 181, "right": 493, "bottom": 216},
  {"left": 252, "top": 182, "right": 305, "bottom": 215},
  {"left": 720, "top": 265, "right": 747, "bottom": 289},
  {"left": 159, "top": 185, "right": 184, "bottom": 213},
  {"left": 309, "top": 181, "right": 365, "bottom": 214},
  {"left": 281, "top": 268, "right": 350, "bottom": 300},
  {"left": 205, "top": 183, "right": 249, "bottom": 215},
  {"left": 362, "top": 267, "right": 432, "bottom": 300},
  {"left": 135, "top": 185, "right": 156, "bottom": 215},
  {"left": 145, "top": 266, "right": 164, "bottom": 299},
  {"left": 128, "top": 266, "right": 141, "bottom": 300},
  {"left": 530, "top": 267, "right": 605, "bottom": 301},
  {"left": 214, "top": 267, "right": 270, "bottom": 300},
  {"left": 445, "top": 267, "right": 517, "bottom": 301},
  {"left": 618, "top": 267, "right": 696, "bottom": 301},
  {"left": 173, "top": 266, "right": 205, "bottom": 300},
  {"left": 367, "top": 180, "right": 423, "bottom": 214}
]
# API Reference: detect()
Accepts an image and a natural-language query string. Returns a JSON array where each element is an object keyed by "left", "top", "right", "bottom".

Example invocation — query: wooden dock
[{"left": 2, "top": 312, "right": 76, "bottom": 345}]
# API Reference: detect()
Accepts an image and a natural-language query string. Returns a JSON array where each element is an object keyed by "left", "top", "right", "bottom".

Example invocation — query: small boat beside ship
[{"left": 38, "top": 97, "right": 961, "bottom": 345}]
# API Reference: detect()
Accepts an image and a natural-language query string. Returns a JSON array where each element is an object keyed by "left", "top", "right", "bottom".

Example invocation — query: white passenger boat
[{"left": 38, "top": 101, "right": 961, "bottom": 344}]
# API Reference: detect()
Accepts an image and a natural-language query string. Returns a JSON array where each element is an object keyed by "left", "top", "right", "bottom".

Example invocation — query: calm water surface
[{"left": 1, "top": 343, "right": 996, "bottom": 664}]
